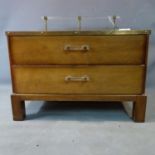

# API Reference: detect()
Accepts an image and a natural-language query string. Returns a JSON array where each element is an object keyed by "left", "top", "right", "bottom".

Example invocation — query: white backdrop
[{"left": 0, "top": 0, "right": 154, "bottom": 88}]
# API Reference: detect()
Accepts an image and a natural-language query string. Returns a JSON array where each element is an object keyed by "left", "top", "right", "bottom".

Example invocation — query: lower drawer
[{"left": 12, "top": 65, "right": 145, "bottom": 94}]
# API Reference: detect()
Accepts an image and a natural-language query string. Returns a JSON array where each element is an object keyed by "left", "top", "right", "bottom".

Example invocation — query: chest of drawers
[{"left": 6, "top": 30, "right": 151, "bottom": 122}]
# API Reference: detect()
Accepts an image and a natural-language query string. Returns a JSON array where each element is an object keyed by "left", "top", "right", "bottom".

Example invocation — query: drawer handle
[
  {"left": 64, "top": 44, "right": 90, "bottom": 51},
  {"left": 65, "top": 75, "right": 90, "bottom": 82}
]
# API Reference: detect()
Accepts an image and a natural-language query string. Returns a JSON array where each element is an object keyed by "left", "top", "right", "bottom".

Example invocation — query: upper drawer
[{"left": 9, "top": 35, "right": 147, "bottom": 65}]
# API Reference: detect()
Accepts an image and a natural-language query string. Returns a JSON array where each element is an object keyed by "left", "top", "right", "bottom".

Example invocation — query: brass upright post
[{"left": 43, "top": 16, "right": 48, "bottom": 32}]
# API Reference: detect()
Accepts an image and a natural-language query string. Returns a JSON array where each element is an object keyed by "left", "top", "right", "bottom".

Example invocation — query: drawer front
[
  {"left": 12, "top": 65, "right": 145, "bottom": 94},
  {"left": 9, "top": 35, "right": 146, "bottom": 65}
]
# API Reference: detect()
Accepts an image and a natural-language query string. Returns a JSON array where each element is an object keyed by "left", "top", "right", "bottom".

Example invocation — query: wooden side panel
[
  {"left": 9, "top": 35, "right": 146, "bottom": 65},
  {"left": 12, "top": 65, "right": 145, "bottom": 94}
]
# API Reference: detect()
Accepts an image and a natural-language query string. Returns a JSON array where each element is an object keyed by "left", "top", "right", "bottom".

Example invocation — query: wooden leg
[
  {"left": 11, "top": 95, "right": 26, "bottom": 121},
  {"left": 132, "top": 96, "right": 147, "bottom": 122}
]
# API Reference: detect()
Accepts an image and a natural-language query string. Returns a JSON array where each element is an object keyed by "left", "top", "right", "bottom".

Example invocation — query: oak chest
[{"left": 7, "top": 30, "right": 151, "bottom": 122}]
